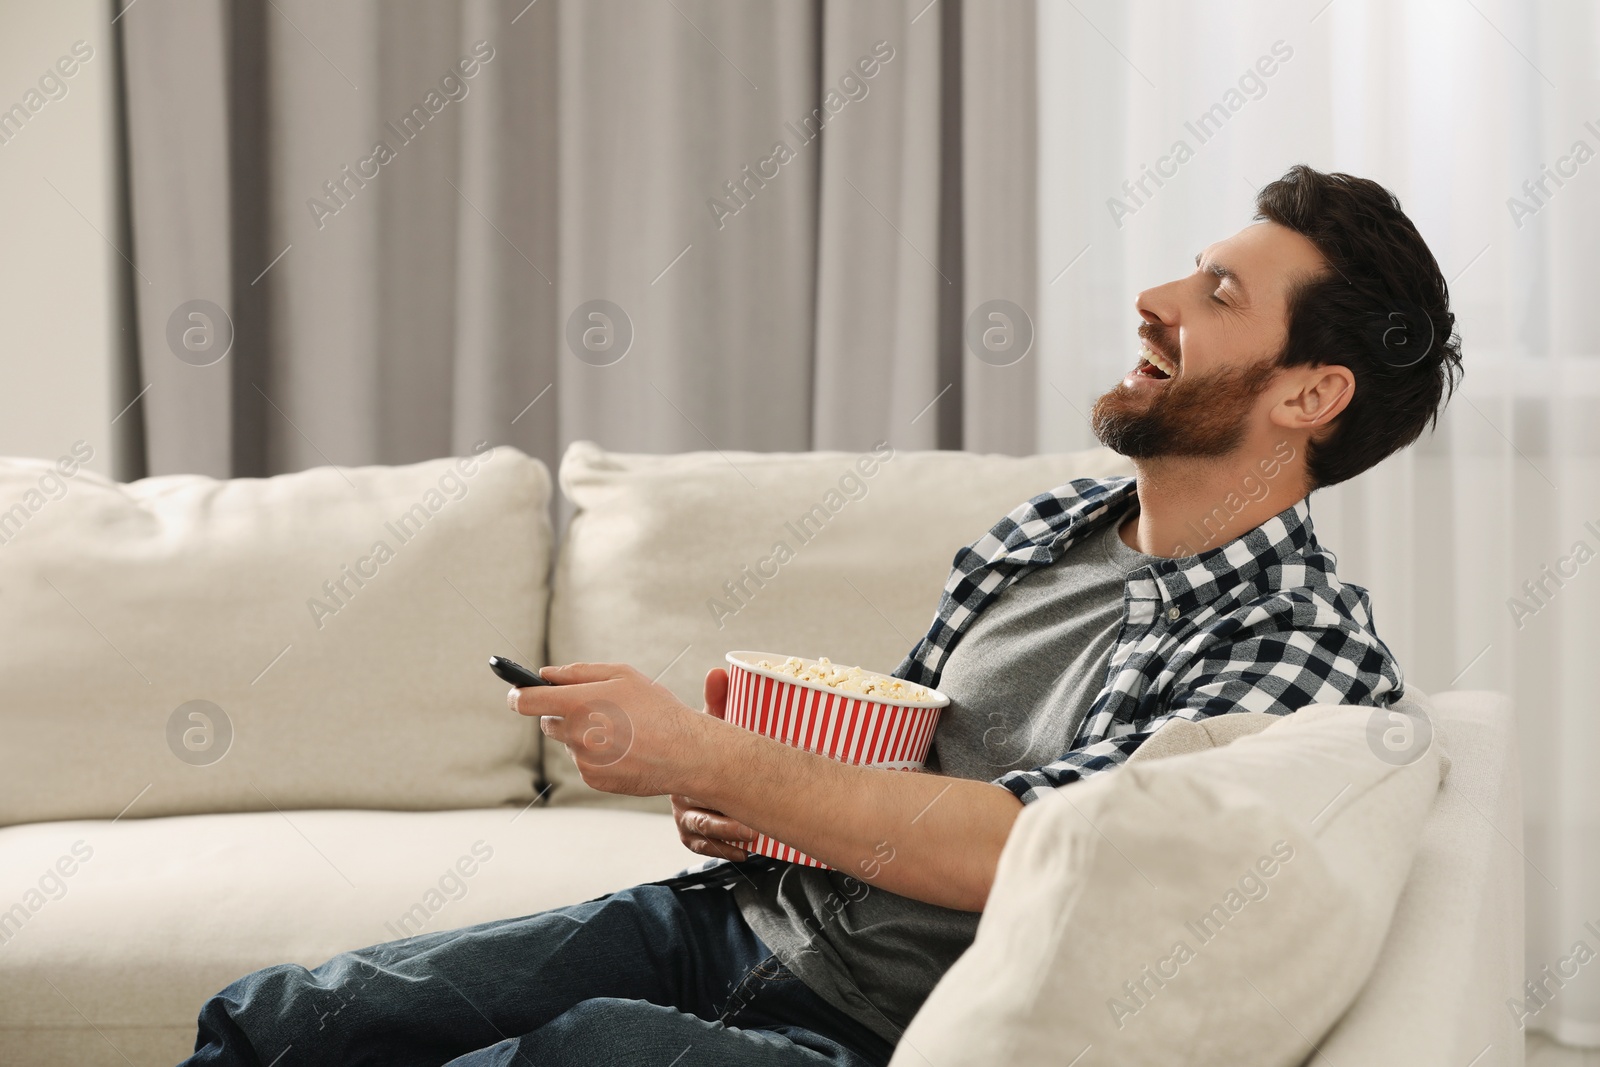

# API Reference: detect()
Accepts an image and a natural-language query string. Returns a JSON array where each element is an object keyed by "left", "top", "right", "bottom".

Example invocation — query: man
[{"left": 184, "top": 165, "right": 1462, "bottom": 1066}]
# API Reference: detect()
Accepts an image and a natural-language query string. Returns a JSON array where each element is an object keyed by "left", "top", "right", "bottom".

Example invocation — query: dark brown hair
[{"left": 1254, "top": 165, "right": 1463, "bottom": 488}]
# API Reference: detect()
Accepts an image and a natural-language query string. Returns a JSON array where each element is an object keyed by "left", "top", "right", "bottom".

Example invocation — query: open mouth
[{"left": 1133, "top": 341, "right": 1178, "bottom": 380}]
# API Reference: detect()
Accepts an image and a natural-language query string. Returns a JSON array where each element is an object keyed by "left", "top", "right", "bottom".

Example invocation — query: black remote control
[{"left": 489, "top": 655, "right": 552, "bottom": 688}]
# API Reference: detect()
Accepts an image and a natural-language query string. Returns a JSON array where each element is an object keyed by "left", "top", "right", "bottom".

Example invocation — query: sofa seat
[{"left": 0, "top": 807, "right": 684, "bottom": 1065}]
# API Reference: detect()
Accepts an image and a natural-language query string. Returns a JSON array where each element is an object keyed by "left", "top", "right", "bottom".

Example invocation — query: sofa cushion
[
  {"left": 0, "top": 447, "right": 550, "bottom": 825},
  {"left": 890, "top": 695, "right": 1447, "bottom": 1067},
  {"left": 0, "top": 807, "right": 685, "bottom": 1066},
  {"left": 546, "top": 440, "right": 1135, "bottom": 811}
]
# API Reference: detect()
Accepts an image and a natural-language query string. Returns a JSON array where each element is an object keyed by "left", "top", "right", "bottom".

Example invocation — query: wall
[{"left": 0, "top": 0, "right": 118, "bottom": 474}]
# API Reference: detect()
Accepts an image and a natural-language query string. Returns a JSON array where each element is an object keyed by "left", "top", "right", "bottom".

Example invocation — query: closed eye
[{"left": 1195, "top": 251, "right": 1250, "bottom": 307}]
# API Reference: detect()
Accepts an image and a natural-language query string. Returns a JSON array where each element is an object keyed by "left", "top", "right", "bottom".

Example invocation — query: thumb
[{"left": 703, "top": 667, "right": 729, "bottom": 720}]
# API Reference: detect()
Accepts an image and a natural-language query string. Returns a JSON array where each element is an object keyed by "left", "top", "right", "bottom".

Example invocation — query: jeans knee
[
  {"left": 191, "top": 959, "right": 363, "bottom": 1062},
  {"left": 188, "top": 964, "right": 301, "bottom": 1064},
  {"left": 537, "top": 996, "right": 694, "bottom": 1045},
  {"left": 526, "top": 998, "right": 770, "bottom": 1063},
  {"left": 542, "top": 996, "right": 633, "bottom": 1034}
]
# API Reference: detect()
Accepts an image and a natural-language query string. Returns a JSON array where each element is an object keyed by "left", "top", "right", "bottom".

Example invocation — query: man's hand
[
  {"left": 508, "top": 661, "right": 759, "bottom": 860},
  {"left": 509, "top": 659, "right": 1022, "bottom": 909},
  {"left": 672, "top": 793, "right": 756, "bottom": 861},
  {"left": 506, "top": 661, "right": 715, "bottom": 797},
  {"left": 671, "top": 668, "right": 757, "bottom": 861}
]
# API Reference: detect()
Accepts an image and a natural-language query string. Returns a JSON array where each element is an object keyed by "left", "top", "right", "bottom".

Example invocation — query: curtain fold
[
  {"left": 115, "top": 0, "right": 1040, "bottom": 491},
  {"left": 555, "top": 0, "right": 818, "bottom": 463},
  {"left": 119, "top": 0, "right": 243, "bottom": 477},
  {"left": 811, "top": 0, "right": 950, "bottom": 451},
  {"left": 450, "top": 0, "right": 559, "bottom": 464},
  {"left": 958, "top": 0, "right": 1036, "bottom": 455}
]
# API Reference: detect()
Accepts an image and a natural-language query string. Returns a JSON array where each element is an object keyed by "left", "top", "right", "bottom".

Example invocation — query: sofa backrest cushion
[
  {"left": 0, "top": 446, "right": 550, "bottom": 826},
  {"left": 545, "top": 440, "right": 1135, "bottom": 810},
  {"left": 889, "top": 693, "right": 1446, "bottom": 1067}
]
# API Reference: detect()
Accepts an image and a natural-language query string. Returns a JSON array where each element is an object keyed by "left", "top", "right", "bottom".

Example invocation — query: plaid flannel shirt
[
  {"left": 893, "top": 475, "right": 1404, "bottom": 804},
  {"left": 665, "top": 475, "right": 1402, "bottom": 883}
]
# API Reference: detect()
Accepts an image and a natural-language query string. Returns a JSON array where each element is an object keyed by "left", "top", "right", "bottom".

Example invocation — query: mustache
[{"left": 1138, "top": 322, "right": 1180, "bottom": 365}]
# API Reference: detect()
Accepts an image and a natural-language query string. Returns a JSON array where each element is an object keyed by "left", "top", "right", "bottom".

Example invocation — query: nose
[{"left": 1135, "top": 280, "right": 1182, "bottom": 329}]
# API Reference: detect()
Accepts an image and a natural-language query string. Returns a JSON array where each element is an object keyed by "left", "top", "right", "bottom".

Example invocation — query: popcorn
[{"left": 752, "top": 655, "right": 936, "bottom": 704}]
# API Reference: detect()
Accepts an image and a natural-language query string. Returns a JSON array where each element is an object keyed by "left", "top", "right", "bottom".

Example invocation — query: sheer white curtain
[{"left": 1038, "top": 0, "right": 1600, "bottom": 1045}]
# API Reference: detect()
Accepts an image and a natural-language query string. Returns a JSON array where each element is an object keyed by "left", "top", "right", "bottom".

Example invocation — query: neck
[{"left": 1118, "top": 439, "right": 1309, "bottom": 558}]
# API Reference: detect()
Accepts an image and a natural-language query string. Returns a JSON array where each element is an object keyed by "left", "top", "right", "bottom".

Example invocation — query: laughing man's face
[{"left": 1091, "top": 220, "right": 1329, "bottom": 459}]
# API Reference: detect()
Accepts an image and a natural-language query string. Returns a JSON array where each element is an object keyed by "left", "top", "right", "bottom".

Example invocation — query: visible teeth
[{"left": 1140, "top": 342, "right": 1177, "bottom": 377}]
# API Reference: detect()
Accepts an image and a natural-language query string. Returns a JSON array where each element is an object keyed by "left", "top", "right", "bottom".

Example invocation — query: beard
[{"left": 1091, "top": 351, "right": 1280, "bottom": 459}]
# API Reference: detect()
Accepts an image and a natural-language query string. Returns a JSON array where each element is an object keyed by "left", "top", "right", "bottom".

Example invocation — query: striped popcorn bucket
[{"left": 723, "top": 650, "right": 949, "bottom": 869}]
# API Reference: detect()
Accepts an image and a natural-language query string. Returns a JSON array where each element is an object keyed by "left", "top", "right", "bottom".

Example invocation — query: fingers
[
  {"left": 670, "top": 793, "right": 754, "bottom": 861},
  {"left": 538, "top": 703, "right": 635, "bottom": 770},
  {"left": 510, "top": 685, "right": 547, "bottom": 717},
  {"left": 510, "top": 662, "right": 642, "bottom": 717},
  {"left": 683, "top": 834, "right": 749, "bottom": 862},
  {"left": 702, "top": 667, "right": 730, "bottom": 720},
  {"left": 699, "top": 814, "right": 756, "bottom": 842},
  {"left": 538, "top": 661, "right": 632, "bottom": 685},
  {"left": 508, "top": 681, "right": 592, "bottom": 718},
  {"left": 671, "top": 799, "right": 756, "bottom": 843}
]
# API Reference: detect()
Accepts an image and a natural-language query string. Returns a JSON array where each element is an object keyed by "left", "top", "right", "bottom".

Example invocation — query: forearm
[{"left": 687, "top": 717, "right": 1023, "bottom": 911}]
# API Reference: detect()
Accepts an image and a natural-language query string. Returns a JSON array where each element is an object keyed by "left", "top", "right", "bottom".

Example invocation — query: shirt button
[{"left": 1166, "top": 606, "right": 1181, "bottom": 621}]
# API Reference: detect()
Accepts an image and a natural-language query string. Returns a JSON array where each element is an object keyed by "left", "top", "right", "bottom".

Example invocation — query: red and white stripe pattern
[{"left": 724, "top": 653, "right": 945, "bottom": 869}]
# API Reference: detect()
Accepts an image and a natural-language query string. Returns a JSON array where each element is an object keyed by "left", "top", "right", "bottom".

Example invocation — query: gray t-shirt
[{"left": 734, "top": 513, "right": 1160, "bottom": 1043}]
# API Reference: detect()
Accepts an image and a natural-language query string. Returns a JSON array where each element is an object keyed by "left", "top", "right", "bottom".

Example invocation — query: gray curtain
[{"left": 115, "top": 0, "right": 1037, "bottom": 488}]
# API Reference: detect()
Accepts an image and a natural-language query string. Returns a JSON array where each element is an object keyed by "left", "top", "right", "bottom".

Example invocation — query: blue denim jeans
[{"left": 181, "top": 877, "right": 896, "bottom": 1066}]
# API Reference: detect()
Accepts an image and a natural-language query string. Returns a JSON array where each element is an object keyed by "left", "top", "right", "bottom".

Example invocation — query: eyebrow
[{"left": 1195, "top": 252, "right": 1250, "bottom": 300}]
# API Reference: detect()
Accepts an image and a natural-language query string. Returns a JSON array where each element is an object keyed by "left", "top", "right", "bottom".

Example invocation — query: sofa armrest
[{"left": 1314, "top": 690, "right": 1524, "bottom": 1066}]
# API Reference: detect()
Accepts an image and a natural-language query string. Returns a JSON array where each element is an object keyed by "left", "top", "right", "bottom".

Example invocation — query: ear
[{"left": 1270, "top": 364, "right": 1354, "bottom": 432}]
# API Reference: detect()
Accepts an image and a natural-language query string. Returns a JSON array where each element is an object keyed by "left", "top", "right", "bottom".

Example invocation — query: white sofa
[{"left": 0, "top": 442, "right": 1523, "bottom": 1065}]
